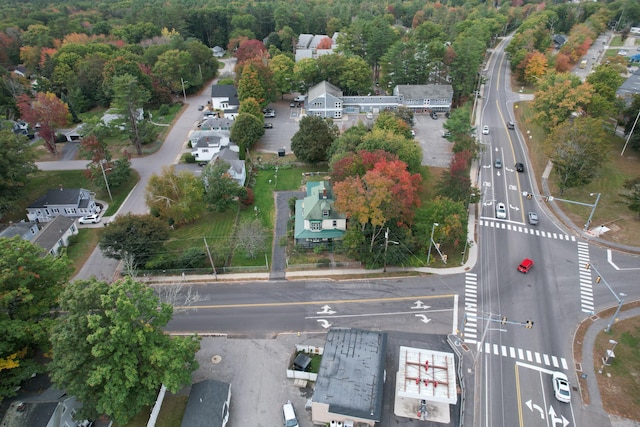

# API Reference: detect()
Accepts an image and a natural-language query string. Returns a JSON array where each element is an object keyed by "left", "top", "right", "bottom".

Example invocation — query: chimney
[{"left": 323, "top": 188, "right": 327, "bottom": 199}]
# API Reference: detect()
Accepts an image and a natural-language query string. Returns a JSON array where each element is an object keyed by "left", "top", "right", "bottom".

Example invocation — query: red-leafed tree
[
  {"left": 334, "top": 157, "right": 422, "bottom": 251},
  {"left": 316, "top": 37, "right": 333, "bottom": 49},
  {"left": 17, "top": 92, "right": 69, "bottom": 154},
  {"left": 331, "top": 149, "right": 398, "bottom": 182},
  {"left": 235, "top": 39, "right": 267, "bottom": 65},
  {"left": 437, "top": 150, "right": 473, "bottom": 202},
  {"left": 554, "top": 53, "right": 572, "bottom": 73}
]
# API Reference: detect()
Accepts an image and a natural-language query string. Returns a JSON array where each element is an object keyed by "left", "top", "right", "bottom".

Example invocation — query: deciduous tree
[
  {"left": 146, "top": 166, "right": 205, "bottom": 225},
  {"left": 334, "top": 158, "right": 421, "bottom": 251},
  {"left": 544, "top": 117, "right": 609, "bottom": 194},
  {"left": 291, "top": 115, "right": 339, "bottom": 163},
  {"left": 17, "top": 92, "right": 69, "bottom": 154},
  {"left": 50, "top": 277, "right": 200, "bottom": 425},
  {"left": 0, "top": 237, "right": 72, "bottom": 399},
  {"left": 234, "top": 219, "right": 268, "bottom": 259},
  {"left": 99, "top": 213, "right": 170, "bottom": 267},
  {"left": 202, "top": 160, "right": 246, "bottom": 212},
  {"left": 0, "top": 129, "right": 37, "bottom": 215},
  {"left": 533, "top": 73, "right": 593, "bottom": 128},
  {"left": 230, "top": 112, "right": 264, "bottom": 157}
]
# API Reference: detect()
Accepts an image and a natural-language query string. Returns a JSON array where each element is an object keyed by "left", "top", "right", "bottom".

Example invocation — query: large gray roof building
[{"left": 311, "top": 328, "right": 387, "bottom": 426}]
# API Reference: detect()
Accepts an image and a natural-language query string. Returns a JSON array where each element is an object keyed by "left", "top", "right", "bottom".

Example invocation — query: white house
[
  {"left": 210, "top": 85, "right": 240, "bottom": 119},
  {"left": 27, "top": 187, "right": 99, "bottom": 223},
  {"left": 216, "top": 145, "right": 246, "bottom": 186},
  {"left": 31, "top": 215, "right": 78, "bottom": 256},
  {"left": 191, "top": 131, "right": 231, "bottom": 162}
]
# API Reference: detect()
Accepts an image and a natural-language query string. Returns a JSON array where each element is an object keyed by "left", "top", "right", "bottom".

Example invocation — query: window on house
[
  {"left": 332, "top": 220, "right": 337, "bottom": 227},
  {"left": 311, "top": 222, "right": 321, "bottom": 231},
  {"left": 322, "top": 210, "right": 330, "bottom": 217}
]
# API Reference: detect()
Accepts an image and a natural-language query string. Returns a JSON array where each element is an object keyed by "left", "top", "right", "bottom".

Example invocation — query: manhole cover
[{"left": 211, "top": 355, "right": 222, "bottom": 364}]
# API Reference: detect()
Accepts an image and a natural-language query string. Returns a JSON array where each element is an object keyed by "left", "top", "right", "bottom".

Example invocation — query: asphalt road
[{"left": 470, "top": 35, "right": 640, "bottom": 427}]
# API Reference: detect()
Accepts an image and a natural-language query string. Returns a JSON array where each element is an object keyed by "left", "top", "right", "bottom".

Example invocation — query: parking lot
[
  {"left": 180, "top": 331, "right": 459, "bottom": 427},
  {"left": 256, "top": 97, "right": 453, "bottom": 168}
]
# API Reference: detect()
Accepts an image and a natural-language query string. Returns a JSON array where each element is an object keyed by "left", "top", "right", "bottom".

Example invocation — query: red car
[{"left": 517, "top": 258, "right": 534, "bottom": 273}]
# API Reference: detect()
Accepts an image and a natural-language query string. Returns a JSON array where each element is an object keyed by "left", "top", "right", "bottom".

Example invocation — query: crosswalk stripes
[
  {"left": 479, "top": 342, "right": 569, "bottom": 370},
  {"left": 478, "top": 219, "right": 576, "bottom": 241},
  {"left": 463, "top": 273, "right": 478, "bottom": 345},
  {"left": 577, "top": 242, "right": 595, "bottom": 314}
]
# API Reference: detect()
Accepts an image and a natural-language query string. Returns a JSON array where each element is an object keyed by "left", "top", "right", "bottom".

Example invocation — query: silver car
[
  {"left": 495, "top": 202, "right": 507, "bottom": 219},
  {"left": 528, "top": 212, "right": 539, "bottom": 225}
]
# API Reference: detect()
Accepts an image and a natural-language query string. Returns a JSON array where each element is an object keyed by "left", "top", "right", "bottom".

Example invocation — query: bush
[
  {"left": 183, "top": 153, "right": 196, "bottom": 163},
  {"left": 157, "top": 104, "right": 170, "bottom": 116}
]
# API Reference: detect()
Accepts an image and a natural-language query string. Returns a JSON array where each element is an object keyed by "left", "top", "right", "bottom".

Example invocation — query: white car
[
  {"left": 282, "top": 401, "right": 299, "bottom": 427},
  {"left": 495, "top": 202, "right": 507, "bottom": 219},
  {"left": 552, "top": 371, "right": 571, "bottom": 403},
  {"left": 293, "top": 95, "right": 306, "bottom": 102},
  {"left": 79, "top": 214, "right": 100, "bottom": 224},
  {"left": 482, "top": 125, "right": 489, "bottom": 135}
]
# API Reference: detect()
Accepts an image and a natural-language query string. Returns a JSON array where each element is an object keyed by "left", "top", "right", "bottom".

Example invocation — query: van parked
[{"left": 282, "top": 401, "right": 299, "bottom": 427}]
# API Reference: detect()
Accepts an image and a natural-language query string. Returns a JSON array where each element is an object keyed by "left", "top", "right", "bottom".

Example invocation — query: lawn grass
[
  {"left": 65, "top": 228, "right": 101, "bottom": 275},
  {"left": 114, "top": 395, "right": 188, "bottom": 427},
  {"left": 514, "top": 102, "right": 640, "bottom": 247},
  {"left": 610, "top": 35, "right": 624, "bottom": 46},
  {"left": 594, "top": 316, "right": 640, "bottom": 421}
]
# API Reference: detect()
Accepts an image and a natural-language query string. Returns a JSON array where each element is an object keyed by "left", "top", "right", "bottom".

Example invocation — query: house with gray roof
[
  {"left": 210, "top": 85, "right": 240, "bottom": 119},
  {"left": 180, "top": 380, "right": 231, "bottom": 427},
  {"left": 295, "top": 33, "right": 339, "bottom": 62},
  {"left": 198, "top": 117, "right": 234, "bottom": 131},
  {"left": 311, "top": 328, "right": 387, "bottom": 426},
  {"left": 31, "top": 215, "right": 78, "bottom": 256},
  {"left": 191, "top": 130, "right": 231, "bottom": 162},
  {"left": 0, "top": 221, "right": 40, "bottom": 241},
  {"left": 216, "top": 146, "right": 246, "bottom": 186},
  {"left": 26, "top": 187, "right": 99, "bottom": 223},
  {"left": 393, "top": 84, "right": 454, "bottom": 113},
  {"left": 305, "top": 81, "right": 453, "bottom": 119},
  {"left": 294, "top": 181, "right": 346, "bottom": 247},
  {"left": 1, "top": 394, "right": 89, "bottom": 427}
]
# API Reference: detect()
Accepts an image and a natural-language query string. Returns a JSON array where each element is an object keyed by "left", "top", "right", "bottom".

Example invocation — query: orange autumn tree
[
  {"left": 523, "top": 51, "right": 548, "bottom": 85},
  {"left": 17, "top": 92, "right": 69, "bottom": 154},
  {"left": 333, "top": 157, "right": 422, "bottom": 252}
]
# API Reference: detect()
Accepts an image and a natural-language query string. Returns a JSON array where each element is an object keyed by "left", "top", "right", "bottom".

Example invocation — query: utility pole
[{"left": 203, "top": 237, "right": 217, "bottom": 280}]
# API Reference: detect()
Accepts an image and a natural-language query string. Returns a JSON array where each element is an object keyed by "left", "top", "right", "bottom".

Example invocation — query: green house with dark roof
[{"left": 294, "top": 181, "right": 346, "bottom": 247}]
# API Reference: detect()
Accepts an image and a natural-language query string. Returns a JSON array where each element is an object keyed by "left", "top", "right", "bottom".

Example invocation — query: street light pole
[
  {"left": 621, "top": 108, "right": 640, "bottom": 156},
  {"left": 181, "top": 78, "right": 188, "bottom": 103},
  {"left": 427, "top": 223, "right": 439, "bottom": 264},
  {"left": 99, "top": 160, "right": 113, "bottom": 202},
  {"left": 583, "top": 192, "right": 601, "bottom": 231}
]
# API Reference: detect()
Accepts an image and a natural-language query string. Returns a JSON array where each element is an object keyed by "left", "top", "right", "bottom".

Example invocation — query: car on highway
[
  {"left": 507, "top": 121, "right": 515, "bottom": 130},
  {"left": 515, "top": 162, "right": 524, "bottom": 172},
  {"left": 482, "top": 125, "right": 489, "bottom": 135},
  {"left": 495, "top": 202, "right": 507, "bottom": 219},
  {"left": 552, "top": 371, "right": 571, "bottom": 403},
  {"left": 282, "top": 401, "right": 299, "bottom": 427},
  {"left": 517, "top": 258, "right": 534, "bottom": 273},
  {"left": 494, "top": 158, "right": 502, "bottom": 169},
  {"left": 78, "top": 214, "right": 100, "bottom": 224},
  {"left": 528, "top": 212, "right": 539, "bottom": 225},
  {"left": 264, "top": 122, "right": 273, "bottom": 129}
]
